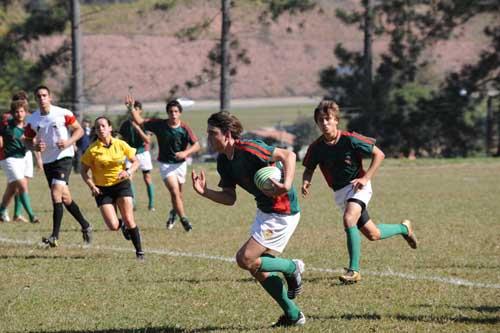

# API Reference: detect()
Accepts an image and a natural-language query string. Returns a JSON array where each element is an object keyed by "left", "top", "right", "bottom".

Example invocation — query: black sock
[
  {"left": 129, "top": 227, "right": 143, "bottom": 253},
  {"left": 64, "top": 201, "right": 90, "bottom": 229},
  {"left": 52, "top": 202, "right": 63, "bottom": 239}
]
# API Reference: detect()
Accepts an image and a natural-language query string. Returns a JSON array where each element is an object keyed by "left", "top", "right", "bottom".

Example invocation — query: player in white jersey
[{"left": 24, "top": 85, "right": 92, "bottom": 247}]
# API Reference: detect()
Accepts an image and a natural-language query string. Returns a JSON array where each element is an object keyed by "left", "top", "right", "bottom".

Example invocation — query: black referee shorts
[{"left": 95, "top": 179, "right": 133, "bottom": 207}]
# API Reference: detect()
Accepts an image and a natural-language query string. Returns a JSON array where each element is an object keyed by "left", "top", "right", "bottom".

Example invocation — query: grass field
[{"left": 0, "top": 158, "right": 499, "bottom": 332}]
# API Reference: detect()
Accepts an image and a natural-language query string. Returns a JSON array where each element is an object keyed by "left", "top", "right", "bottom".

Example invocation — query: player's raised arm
[
  {"left": 130, "top": 121, "right": 151, "bottom": 144},
  {"left": 125, "top": 94, "right": 145, "bottom": 126}
]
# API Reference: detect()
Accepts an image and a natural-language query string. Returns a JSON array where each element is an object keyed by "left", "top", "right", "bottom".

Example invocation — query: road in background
[{"left": 83, "top": 96, "right": 322, "bottom": 115}]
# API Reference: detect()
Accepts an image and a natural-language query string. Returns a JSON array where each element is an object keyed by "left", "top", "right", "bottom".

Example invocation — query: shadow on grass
[
  {"left": 418, "top": 303, "right": 500, "bottom": 314},
  {"left": 0, "top": 254, "right": 87, "bottom": 260},
  {"left": 310, "top": 311, "right": 498, "bottom": 325},
  {"left": 125, "top": 277, "right": 256, "bottom": 284},
  {"left": 308, "top": 313, "right": 382, "bottom": 321},
  {"left": 394, "top": 314, "right": 499, "bottom": 325},
  {"left": 451, "top": 305, "right": 500, "bottom": 313},
  {"left": 302, "top": 276, "right": 336, "bottom": 284},
  {"left": 30, "top": 324, "right": 259, "bottom": 333}
]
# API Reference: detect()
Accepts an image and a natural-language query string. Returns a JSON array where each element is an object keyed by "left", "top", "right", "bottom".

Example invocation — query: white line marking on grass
[
  {"left": 308, "top": 267, "right": 500, "bottom": 289},
  {"left": 1, "top": 236, "right": 499, "bottom": 289}
]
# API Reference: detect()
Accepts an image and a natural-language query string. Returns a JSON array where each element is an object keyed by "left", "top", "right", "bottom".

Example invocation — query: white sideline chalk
[{"left": 0, "top": 236, "right": 498, "bottom": 289}]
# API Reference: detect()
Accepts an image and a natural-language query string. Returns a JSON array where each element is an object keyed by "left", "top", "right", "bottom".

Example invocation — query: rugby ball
[{"left": 254, "top": 166, "right": 282, "bottom": 192}]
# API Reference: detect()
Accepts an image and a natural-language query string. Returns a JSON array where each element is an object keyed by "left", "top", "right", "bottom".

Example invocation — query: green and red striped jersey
[
  {"left": 217, "top": 139, "right": 300, "bottom": 215},
  {"left": 303, "top": 131, "right": 375, "bottom": 191},
  {"left": 143, "top": 119, "right": 198, "bottom": 164}
]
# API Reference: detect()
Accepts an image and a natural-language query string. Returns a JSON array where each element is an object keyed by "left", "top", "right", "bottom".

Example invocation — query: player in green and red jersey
[
  {"left": 302, "top": 100, "right": 418, "bottom": 284},
  {"left": 119, "top": 100, "right": 155, "bottom": 211},
  {"left": 126, "top": 95, "right": 200, "bottom": 231},
  {"left": 191, "top": 111, "right": 305, "bottom": 328},
  {"left": 0, "top": 99, "right": 38, "bottom": 223}
]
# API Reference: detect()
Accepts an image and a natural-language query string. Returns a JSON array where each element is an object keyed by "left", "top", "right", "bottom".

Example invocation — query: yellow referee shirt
[{"left": 81, "top": 137, "right": 136, "bottom": 187}]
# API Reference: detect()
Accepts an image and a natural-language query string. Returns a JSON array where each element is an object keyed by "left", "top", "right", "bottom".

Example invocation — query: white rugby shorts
[
  {"left": 334, "top": 181, "right": 373, "bottom": 211},
  {"left": 1, "top": 157, "right": 27, "bottom": 183},
  {"left": 24, "top": 151, "right": 34, "bottom": 178},
  {"left": 159, "top": 161, "right": 187, "bottom": 183},
  {"left": 251, "top": 209, "right": 300, "bottom": 253},
  {"left": 126, "top": 151, "right": 153, "bottom": 172}
]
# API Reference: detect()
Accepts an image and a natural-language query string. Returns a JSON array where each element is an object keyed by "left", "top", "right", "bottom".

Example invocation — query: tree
[
  {"left": 320, "top": 0, "right": 499, "bottom": 157},
  {"left": 220, "top": 0, "right": 231, "bottom": 111},
  {"left": 166, "top": 0, "right": 316, "bottom": 111},
  {"left": 421, "top": 23, "right": 499, "bottom": 157},
  {"left": 71, "top": 0, "right": 83, "bottom": 117},
  {"left": 0, "top": 0, "right": 70, "bottom": 105},
  {"left": 71, "top": 0, "right": 84, "bottom": 119}
]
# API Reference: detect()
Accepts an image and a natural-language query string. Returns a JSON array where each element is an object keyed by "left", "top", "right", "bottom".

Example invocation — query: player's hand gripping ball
[{"left": 254, "top": 166, "right": 282, "bottom": 193}]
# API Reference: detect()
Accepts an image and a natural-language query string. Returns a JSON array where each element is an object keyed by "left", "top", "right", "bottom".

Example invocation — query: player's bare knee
[
  {"left": 343, "top": 212, "right": 358, "bottom": 225},
  {"left": 123, "top": 219, "right": 136, "bottom": 229},
  {"left": 235, "top": 252, "right": 254, "bottom": 271},
  {"left": 366, "top": 231, "right": 381, "bottom": 241},
  {"left": 62, "top": 197, "right": 72, "bottom": 205}
]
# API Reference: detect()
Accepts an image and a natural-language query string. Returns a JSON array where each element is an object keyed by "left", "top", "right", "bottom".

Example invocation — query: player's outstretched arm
[
  {"left": 192, "top": 169, "right": 236, "bottom": 205},
  {"left": 302, "top": 168, "right": 314, "bottom": 197}
]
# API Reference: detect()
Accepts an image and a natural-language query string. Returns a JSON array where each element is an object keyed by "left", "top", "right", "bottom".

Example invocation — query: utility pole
[
  {"left": 485, "top": 89, "right": 499, "bottom": 156},
  {"left": 220, "top": 0, "right": 231, "bottom": 112},
  {"left": 71, "top": 0, "right": 84, "bottom": 119},
  {"left": 363, "top": 0, "right": 373, "bottom": 104},
  {"left": 486, "top": 94, "right": 493, "bottom": 156}
]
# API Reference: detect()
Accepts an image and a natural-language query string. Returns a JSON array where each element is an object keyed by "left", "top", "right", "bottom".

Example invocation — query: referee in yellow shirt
[{"left": 81, "top": 117, "right": 145, "bottom": 260}]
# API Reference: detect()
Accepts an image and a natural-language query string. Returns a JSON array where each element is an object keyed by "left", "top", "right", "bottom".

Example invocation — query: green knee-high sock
[
  {"left": 346, "top": 226, "right": 361, "bottom": 272},
  {"left": 259, "top": 253, "right": 296, "bottom": 275},
  {"left": 146, "top": 183, "right": 154, "bottom": 209},
  {"left": 260, "top": 273, "right": 301, "bottom": 320},
  {"left": 130, "top": 183, "right": 137, "bottom": 208},
  {"left": 14, "top": 195, "right": 22, "bottom": 217},
  {"left": 378, "top": 223, "right": 408, "bottom": 239},
  {"left": 19, "top": 192, "right": 35, "bottom": 220}
]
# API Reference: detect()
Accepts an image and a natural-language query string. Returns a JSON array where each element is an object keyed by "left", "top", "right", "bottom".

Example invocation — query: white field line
[{"left": 1, "top": 236, "right": 499, "bottom": 289}]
